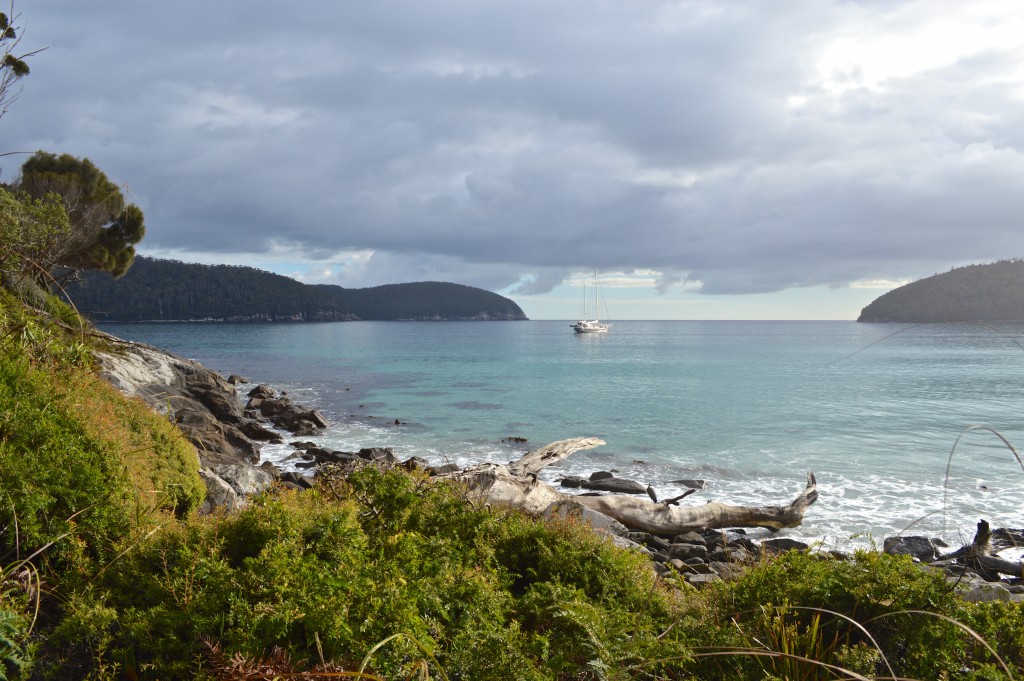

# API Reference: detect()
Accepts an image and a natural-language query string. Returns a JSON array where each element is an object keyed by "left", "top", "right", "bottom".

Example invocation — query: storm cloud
[{"left": 3, "top": 0, "right": 1022, "bottom": 296}]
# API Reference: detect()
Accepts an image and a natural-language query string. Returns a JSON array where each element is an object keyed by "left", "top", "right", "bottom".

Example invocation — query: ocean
[{"left": 100, "top": 320, "right": 1024, "bottom": 553}]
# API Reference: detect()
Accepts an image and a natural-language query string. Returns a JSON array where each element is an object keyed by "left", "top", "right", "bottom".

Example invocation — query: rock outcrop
[
  {"left": 96, "top": 339, "right": 260, "bottom": 466},
  {"left": 95, "top": 335, "right": 320, "bottom": 512}
]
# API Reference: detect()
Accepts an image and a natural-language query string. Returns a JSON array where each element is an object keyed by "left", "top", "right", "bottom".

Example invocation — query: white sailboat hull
[{"left": 571, "top": 320, "right": 609, "bottom": 333}]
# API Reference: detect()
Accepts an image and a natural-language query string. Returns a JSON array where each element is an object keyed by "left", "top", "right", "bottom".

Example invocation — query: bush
[
  {"left": 42, "top": 468, "right": 696, "bottom": 680},
  {"left": 706, "top": 549, "right": 988, "bottom": 679}
]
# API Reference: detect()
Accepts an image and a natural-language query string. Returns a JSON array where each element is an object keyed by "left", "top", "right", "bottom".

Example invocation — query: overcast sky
[{"left": 2, "top": 1, "right": 1022, "bottom": 319}]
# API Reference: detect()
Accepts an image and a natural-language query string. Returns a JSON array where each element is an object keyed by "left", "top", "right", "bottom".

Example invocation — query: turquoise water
[{"left": 101, "top": 320, "right": 1024, "bottom": 551}]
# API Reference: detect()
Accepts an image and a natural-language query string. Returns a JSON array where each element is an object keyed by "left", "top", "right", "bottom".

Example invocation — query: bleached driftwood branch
[{"left": 452, "top": 437, "right": 818, "bottom": 536}]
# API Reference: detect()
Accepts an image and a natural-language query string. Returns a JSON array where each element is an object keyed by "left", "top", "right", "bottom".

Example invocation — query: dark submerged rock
[
  {"left": 761, "top": 538, "right": 810, "bottom": 555},
  {"left": 581, "top": 477, "right": 647, "bottom": 494}
]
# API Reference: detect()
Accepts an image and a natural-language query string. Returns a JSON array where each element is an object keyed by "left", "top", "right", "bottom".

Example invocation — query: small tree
[
  {"left": 0, "top": 4, "right": 42, "bottom": 121},
  {"left": 17, "top": 152, "right": 144, "bottom": 278},
  {"left": 0, "top": 186, "right": 71, "bottom": 293}
]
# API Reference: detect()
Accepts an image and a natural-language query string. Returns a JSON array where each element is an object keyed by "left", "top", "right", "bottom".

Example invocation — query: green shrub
[
  {"left": 708, "top": 549, "right": 985, "bottom": 679},
  {"left": 0, "top": 355, "right": 203, "bottom": 568},
  {"left": 0, "top": 592, "right": 34, "bottom": 680},
  {"left": 47, "top": 468, "right": 696, "bottom": 680}
]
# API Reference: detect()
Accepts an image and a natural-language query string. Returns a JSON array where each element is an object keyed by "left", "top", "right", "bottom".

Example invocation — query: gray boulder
[
  {"left": 198, "top": 468, "right": 239, "bottom": 514},
  {"left": 883, "top": 536, "right": 941, "bottom": 562},
  {"left": 761, "top": 538, "right": 810, "bottom": 554},
  {"left": 543, "top": 499, "right": 631, "bottom": 539},
  {"left": 208, "top": 463, "right": 276, "bottom": 498},
  {"left": 581, "top": 477, "right": 647, "bottom": 494}
]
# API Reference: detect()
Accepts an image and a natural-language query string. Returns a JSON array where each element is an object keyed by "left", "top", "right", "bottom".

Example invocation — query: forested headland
[
  {"left": 67, "top": 256, "right": 528, "bottom": 322},
  {"left": 858, "top": 259, "right": 1024, "bottom": 322}
]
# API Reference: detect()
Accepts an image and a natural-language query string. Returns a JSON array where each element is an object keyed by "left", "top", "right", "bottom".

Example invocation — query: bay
[{"left": 100, "top": 320, "right": 1024, "bottom": 552}]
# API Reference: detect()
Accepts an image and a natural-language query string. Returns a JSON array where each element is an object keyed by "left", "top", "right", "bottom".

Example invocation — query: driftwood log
[
  {"left": 452, "top": 437, "right": 818, "bottom": 537},
  {"left": 940, "top": 519, "right": 1024, "bottom": 580}
]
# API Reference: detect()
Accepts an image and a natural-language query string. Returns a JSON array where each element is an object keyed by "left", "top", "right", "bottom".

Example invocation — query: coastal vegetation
[
  {"left": 1, "top": 278, "right": 1023, "bottom": 678},
  {"left": 1, "top": 10, "right": 1022, "bottom": 677},
  {"left": 67, "top": 256, "right": 528, "bottom": 322},
  {"left": 858, "top": 259, "right": 1024, "bottom": 322}
]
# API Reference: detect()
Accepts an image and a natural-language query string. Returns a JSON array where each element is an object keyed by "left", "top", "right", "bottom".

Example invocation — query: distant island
[
  {"left": 857, "top": 259, "right": 1024, "bottom": 322},
  {"left": 66, "top": 257, "right": 528, "bottom": 322}
]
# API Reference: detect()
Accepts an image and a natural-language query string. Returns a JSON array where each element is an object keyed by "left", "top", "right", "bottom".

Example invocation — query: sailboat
[{"left": 570, "top": 271, "right": 611, "bottom": 333}]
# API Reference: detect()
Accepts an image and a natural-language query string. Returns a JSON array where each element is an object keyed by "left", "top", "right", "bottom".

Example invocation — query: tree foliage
[
  {"left": 68, "top": 257, "right": 528, "bottom": 321},
  {"left": 858, "top": 259, "right": 1024, "bottom": 322},
  {"left": 0, "top": 186, "right": 70, "bottom": 293},
  {"left": 0, "top": 5, "right": 37, "bottom": 121},
  {"left": 16, "top": 152, "right": 144, "bottom": 278}
]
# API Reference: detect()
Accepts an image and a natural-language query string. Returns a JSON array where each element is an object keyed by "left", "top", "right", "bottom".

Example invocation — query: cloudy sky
[{"left": 2, "top": 1, "right": 1022, "bottom": 319}]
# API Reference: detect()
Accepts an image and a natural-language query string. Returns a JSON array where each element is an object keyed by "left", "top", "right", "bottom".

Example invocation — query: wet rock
[
  {"left": 427, "top": 463, "right": 460, "bottom": 476},
  {"left": 227, "top": 375, "right": 248, "bottom": 385},
  {"left": 280, "top": 471, "right": 315, "bottom": 489},
  {"left": 402, "top": 456, "right": 429, "bottom": 470},
  {"left": 589, "top": 471, "right": 614, "bottom": 481},
  {"left": 670, "top": 479, "right": 707, "bottom": 489},
  {"left": 248, "top": 384, "right": 275, "bottom": 399},
  {"left": 240, "top": 420, "right": 283, "bottom": 442},
  {"left": 290, "top": 419, "right": 321, "bottom": 436},
  {"left": 884, "top": 536, "right": 941, "bottom": 562},
  {"left": 581, "top": 477, "right": 647, "bottom": 494},
  {"left": 193, "top": 386, "right": 243, "bottom": 424},
  {"left": 259, "top": 461, "right": 281, "bottom": 477},
  {"left": 629, "top": 532, "right": 671, "bottom": 552},
  {"left": 559, "top": 476, "right": 585, "bottom": 488},
  {"left": 355, "top": 447, "right": 397, "bottom": 464},
  {"left": 318, "top": 450, "right": 360, "bottom": 464},
  {"left": 761, "top": 538, "right": 810, "bottom": 554}
]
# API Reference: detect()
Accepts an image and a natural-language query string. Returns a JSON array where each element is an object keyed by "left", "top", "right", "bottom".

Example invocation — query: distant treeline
[
  {"left": 65, "top": 257, "right": 528, "bottom": 322},
  {"left": 858, "top": 259, "right": 1024, "bottom": 322}
]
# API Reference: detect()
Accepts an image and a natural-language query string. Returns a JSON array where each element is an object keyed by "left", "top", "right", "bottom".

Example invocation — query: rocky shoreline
[{"left": 95, "top": 334, "right": 1023, "bottom": 603}]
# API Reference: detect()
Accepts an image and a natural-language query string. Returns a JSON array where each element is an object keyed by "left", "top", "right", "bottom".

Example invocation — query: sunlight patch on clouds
[
  {"left": 849, "top": 279, "right": 907, "bottom": 290},
  {"left": 815, "top": 2, "right": 1024, "bottom": 94},
  {"left": 565, "top": 271, "right": 654, "bottom": 288}
]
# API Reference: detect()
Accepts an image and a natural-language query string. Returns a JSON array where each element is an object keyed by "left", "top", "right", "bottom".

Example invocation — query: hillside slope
[
  {"left": 67, "top": 257, "right": 528, "bottom": 321},
  {"left": 858, "top": 259, "right": 1024, "bottom": 322}
]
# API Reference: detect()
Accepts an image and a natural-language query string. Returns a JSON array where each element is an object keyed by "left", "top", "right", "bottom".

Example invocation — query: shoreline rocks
[
  {"left": 95, "top": 337, "right": 328, "bottom": 513},
  {"left": 93, "top": 334, "right": 1023, "bottom": 603}
]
